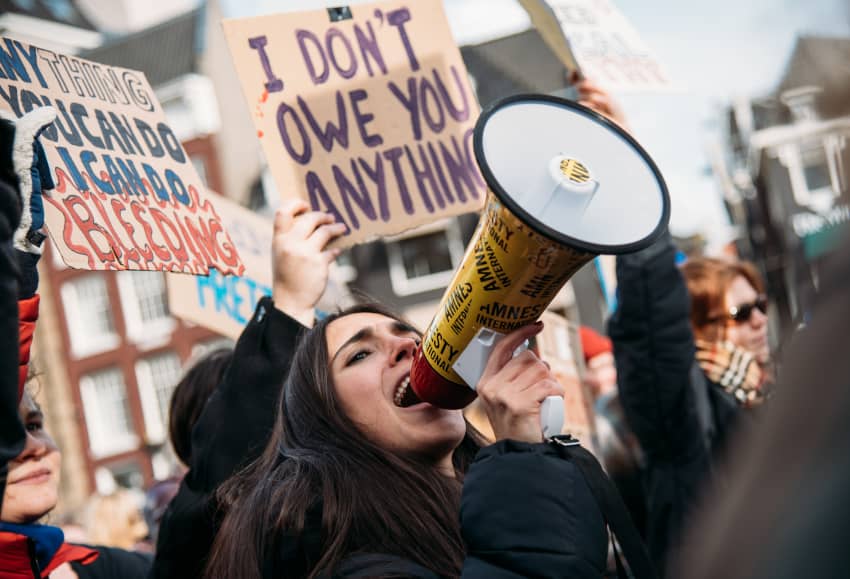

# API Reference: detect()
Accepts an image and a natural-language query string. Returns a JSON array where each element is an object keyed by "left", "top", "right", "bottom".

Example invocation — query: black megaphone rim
[{"left": 472, "top": 93, "right": 671, "bottom": 255}]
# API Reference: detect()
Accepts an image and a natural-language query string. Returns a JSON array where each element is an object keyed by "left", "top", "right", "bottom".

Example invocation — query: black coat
[
  {"left": 263, "top": 439, "right": 609, "bottom": 578},
  {"left": 150, "top": 297, "right": 305, "bottom": 579},
  {"left": 152, "top": 297, "right": 608, "bottom": 578},
  {"left": 607, "top": 232, "right": 736, "bottom": 576}
]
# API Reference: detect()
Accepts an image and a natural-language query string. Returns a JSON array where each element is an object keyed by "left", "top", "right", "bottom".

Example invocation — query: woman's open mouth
[{"left": 393, "top": 375, "right": 422, "bottom": 408}]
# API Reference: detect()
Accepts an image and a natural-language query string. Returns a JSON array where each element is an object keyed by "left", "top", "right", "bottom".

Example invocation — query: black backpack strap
[{"left": 551, "top": 436, "right": 658, "bottom": 579}]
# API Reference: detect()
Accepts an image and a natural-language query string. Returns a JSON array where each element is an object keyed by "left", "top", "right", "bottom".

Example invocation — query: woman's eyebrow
[
  {"left": 331, "top": 327, "right": 374, "bottom": 364},
  {"left": 392, "top": 321, "right": 420, "bottom": 336}
]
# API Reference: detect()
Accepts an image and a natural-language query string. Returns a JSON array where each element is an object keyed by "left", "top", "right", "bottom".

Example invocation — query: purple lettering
[
  {"left": 427, "top": 142, "right": 451, "bottom": 207},
  {"left": 354, "top": 22, "right": 387, "bottom": 77},
  {"left": 297, "top": 29, "right": 329, "bottom": 85},
  {"left": 306, "top": 171, "right": 347, "bottom": 227},
  {"left": 248, "top": 35, "right": 284, "bottom": 92},
  {"left": 387, "top": 8, "right": 419, "bottom": 72},
  {"left": 334, "top": 161, "right": 377, "bottom": 230},
  {"left": 440, "top": 136, "right": 479, "bottom": 203},
  {"left": 420, "top": 77, "right": 446, "bottom": 134},
  {"left": 388, "top": 78, "right": 422, "bottom": 140},
  {"left": 298, "top": 93, "right": 349, "bottom": 152},
  {"left": 350, "top": 89, "right": 382, "bottom": 147},
  {"left": 434, "top": 66, "right": 471, "bottom": 122},
  {"left": 403, "top": 144, "right": 436, "bottom": 213},
  {"left": 326, "top": 28, "right": 357, "bottom": 79},
  {"left": 358, "top": 153, "right": 390, "bottom": 221},
  {"left": 382, "top": 147, "right": 415, "bottom": 215},
  {"left": 276, "top": 101, "right": 312, "bottom": 164}
]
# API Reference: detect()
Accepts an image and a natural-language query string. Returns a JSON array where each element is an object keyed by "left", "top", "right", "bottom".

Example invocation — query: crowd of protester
[{"left": 1, "top": 77, "right": 848, "bottom": 579}]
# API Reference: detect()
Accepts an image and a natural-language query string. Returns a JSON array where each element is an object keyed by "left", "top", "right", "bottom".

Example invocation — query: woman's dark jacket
[
  {"left": 152, "top": 297, "right": 608, "bottom": 578},
  {"left": 150, "top": 297, "right": 304, "bottom": 579},
  {"left": 607, "top": 231, "right": 749, "bottom": 575}
]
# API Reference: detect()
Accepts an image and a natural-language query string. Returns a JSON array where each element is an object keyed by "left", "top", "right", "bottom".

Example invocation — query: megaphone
[{"left": 409, "top": 94, "right": 670, "bottom": 437}]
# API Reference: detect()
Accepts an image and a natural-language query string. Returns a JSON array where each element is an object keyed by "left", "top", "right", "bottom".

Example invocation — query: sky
[{"left": 220, "top": 0, "right": 850, "bottom": 249}]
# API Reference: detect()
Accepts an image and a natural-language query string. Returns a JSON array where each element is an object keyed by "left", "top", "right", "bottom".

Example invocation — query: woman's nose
[
  {"left": 750, "top": 306, "right": 768, "bottom": 327},
  {"left": 17, "top": 431, "right": 48, "bottom": 461},
  {"left": 390, "top": 336, "right": 418, "bottom": 363}
]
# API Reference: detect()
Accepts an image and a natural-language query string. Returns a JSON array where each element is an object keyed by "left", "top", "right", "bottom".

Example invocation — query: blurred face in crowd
[
  {"left": 327, "top": 313, "right": 466, "bottom": 474},
  {"left": 724, "top": 275, "right": 769, "bottom": 364},
  {"left": 584, "top": 352, "right": 618, "bottom": 399},
  {"left": 1, "top": 392, "right": 61, "bottom": 523}
]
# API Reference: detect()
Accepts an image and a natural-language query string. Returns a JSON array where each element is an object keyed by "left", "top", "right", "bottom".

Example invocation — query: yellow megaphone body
[{"left": 409, "top": 94, "right": 670, "bottom": 436}]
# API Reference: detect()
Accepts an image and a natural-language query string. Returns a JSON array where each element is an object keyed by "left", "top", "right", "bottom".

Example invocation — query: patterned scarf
[{"left": 695, "top": 340, "right": 766, "bottom": 407}]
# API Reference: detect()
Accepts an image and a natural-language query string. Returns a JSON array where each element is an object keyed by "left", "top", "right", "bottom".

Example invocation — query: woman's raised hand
[
  {"left": 271, "top": 199, "right": 348, "bottom": 327},
  {"left": 476, "top": 322, "right": 565, "bottom": 443},
  {"left": 572, "top": 72, "right": 631, "bottom": 132}
]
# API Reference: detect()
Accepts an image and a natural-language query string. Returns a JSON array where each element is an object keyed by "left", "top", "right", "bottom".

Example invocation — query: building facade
[{"left": 720, "top": 36, "right": 850, "bottom": 333}]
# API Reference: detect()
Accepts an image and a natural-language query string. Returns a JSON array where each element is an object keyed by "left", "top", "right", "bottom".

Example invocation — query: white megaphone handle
[
  {"left": 453, "top": 328, "right": 564, "bottom": 438},
  {"left": 540, "top": 395, "right": 564, "bottom": 438}
]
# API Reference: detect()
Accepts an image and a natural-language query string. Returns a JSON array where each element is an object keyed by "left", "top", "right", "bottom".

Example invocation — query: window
[
  {"left": 385, "top": 220, "right": 465, "bottom": 296},
  {"left": 61, "top": 275, "right": 119, "bottom": 358},
  {"left": 80, "top": 368, "right": 137, "bottom": 458},
  {"left": 117, "top": 271, "right": 175, "bottom": 346},
  {"left": 135, "top": 352, "right": 183, "bottom": 445},
  {"left": 802, "top": 160, "right": 831, "bottom": 193}
]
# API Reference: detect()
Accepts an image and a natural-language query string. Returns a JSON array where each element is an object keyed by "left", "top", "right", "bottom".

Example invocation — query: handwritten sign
[
  {"left": 0, "top": 37, "right": 244, "bottom": 274},
  {"left": 166, "top": 193, "right": 272, "bottom": 339},
  {"left": 223, "top": 0, "right": 485, "bottom": 247},
  {"left": 520, "top": 0, "right": 672, "bottom": 92}
]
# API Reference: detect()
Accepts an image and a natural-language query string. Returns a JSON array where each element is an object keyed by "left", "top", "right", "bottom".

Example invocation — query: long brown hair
[
  {"left": 206, "top": 304, "right": 484, "bottom": 579},
  {"left": 681, "top": 257, "right": 765, "bottom": 342}
]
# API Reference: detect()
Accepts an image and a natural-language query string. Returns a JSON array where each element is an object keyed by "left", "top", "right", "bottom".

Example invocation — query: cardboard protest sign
[
  {"left": 0, "top": 37, "right": 244, "bottom": 274},
  {"left": 519, "top": 0, "right": 673, "bottom": 92},
  {"left": 166, "top": 193, "right": 272, "bottom": 339},
  {"left": 222, "top": 0, "right": 486, "bottom": 247}
]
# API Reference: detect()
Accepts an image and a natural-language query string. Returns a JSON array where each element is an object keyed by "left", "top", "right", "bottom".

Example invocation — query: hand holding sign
[
  {"left": 572, "top": 73, "right": 630, "bottom": 132},
  {"left": 271, "top": 199, "right": 346, "bottom": 327}
]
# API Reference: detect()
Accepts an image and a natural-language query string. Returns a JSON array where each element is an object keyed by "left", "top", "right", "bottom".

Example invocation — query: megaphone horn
[{"left": 409, "top": 94, "right": 670, "bottom": 436}]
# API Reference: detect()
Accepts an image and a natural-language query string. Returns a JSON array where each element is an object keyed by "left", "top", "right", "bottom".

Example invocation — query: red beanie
[{"left": 579, "top": 325, "right": 612, "bottom": 364}]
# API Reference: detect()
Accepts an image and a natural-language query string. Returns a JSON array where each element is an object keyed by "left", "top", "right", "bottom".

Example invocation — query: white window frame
[
  {"left": 778, "top": 135, "right": 847, "bottom": 215},
  {"left": 117, "top": 271, "right": 176, "bottom": 347},
  {"left": 79, "top": 368, "right": 138, "bottom": 459},
  {"left": 61, "top": 275, "right": 119, "bottom": 359},
  {"left": 135, "top": 352, "right": 183, "bottom": 445},
  {"left": 385, "top": 218, "right": 465, "bottom": 296}
]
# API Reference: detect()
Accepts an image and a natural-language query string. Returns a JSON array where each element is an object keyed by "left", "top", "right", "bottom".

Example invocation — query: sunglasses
[{"left": 724, "top": 295, "right": 768, "bottom": 324}]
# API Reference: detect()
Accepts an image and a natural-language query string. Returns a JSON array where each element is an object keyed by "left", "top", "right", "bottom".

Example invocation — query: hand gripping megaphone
[{"left": 409, "top": 94, "right": 670, "bottom": 437}]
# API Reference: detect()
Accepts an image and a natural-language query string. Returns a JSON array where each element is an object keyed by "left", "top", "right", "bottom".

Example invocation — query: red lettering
[
  {"left": 132, "top": 204, "right": 171, "bottom": 261},
  {"left": 150, "top": 208, "right": 189, "bottom": 266},
  {"left": 62, "top": 196, "right": 118, "bottom": 267},
  {"left": 111, "top": 199, "right": 154, "bottom": 263}
]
